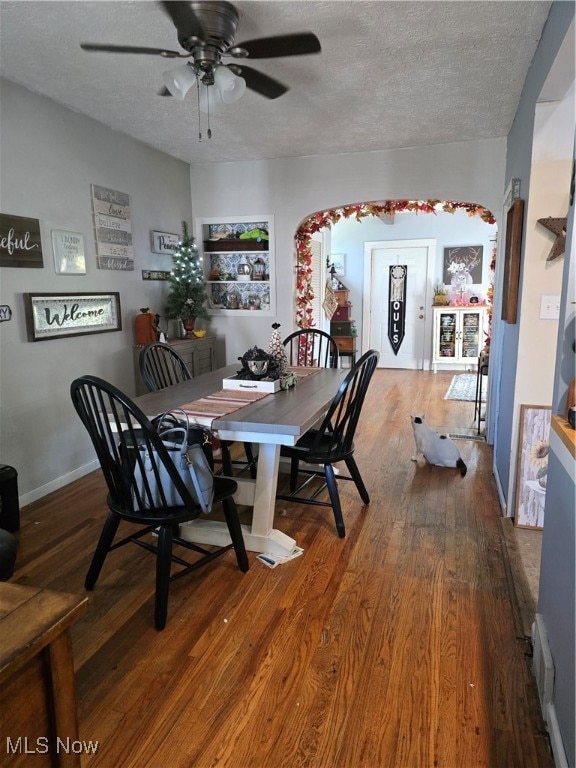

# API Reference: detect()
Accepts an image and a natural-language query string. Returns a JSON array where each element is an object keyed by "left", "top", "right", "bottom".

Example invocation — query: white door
[{"left": 363, "top": 239, "right": 434, "bottom": 369}]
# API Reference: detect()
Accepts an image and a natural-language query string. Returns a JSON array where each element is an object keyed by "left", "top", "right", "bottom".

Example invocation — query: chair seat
[
  {"left": 281, "top": 430, "right": 354, "bottom": 464},
  {"left": 108, "top": 476, "right": 239, "bottom": 525}
]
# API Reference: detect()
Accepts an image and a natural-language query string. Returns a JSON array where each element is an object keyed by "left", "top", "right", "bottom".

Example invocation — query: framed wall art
[
  {"left": 501, "top": 199, "right": 524, "bottom": 324},
  {"left": 514, "top": 404, "right": 551, "bottom": 529},
  {"left": 442, "top": 245, "right": 484, "bottom": 285},
  {"left": 52, "top": 230, "right": 86, "bottom": 274},
  {"left": 0, "top": 213, "right": 43, "bottom": 268},
  {"left": 151, "top": 231, "right": 179, "bottom": 254},
  {"left": 23, "top": 292, "right": 121, "bottom": 342},
  {"left": 330, "top": 253, "right": 346, "bottom": 275}
]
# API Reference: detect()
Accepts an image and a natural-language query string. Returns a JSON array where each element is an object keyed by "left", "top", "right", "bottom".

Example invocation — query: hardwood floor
[{"left": 10, "top": 370, "right": 551, "bottom": 767}]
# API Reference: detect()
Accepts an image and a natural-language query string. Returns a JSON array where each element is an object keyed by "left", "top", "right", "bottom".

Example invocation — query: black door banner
[{"left": 388, "top": 265, "right": 407, "bottom": 355}]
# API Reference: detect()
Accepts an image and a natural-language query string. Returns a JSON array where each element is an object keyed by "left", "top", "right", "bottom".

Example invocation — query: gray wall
[
  {"left": 0, "top": 80, "right": 192, "bottom": 503},
  {"left": 500, "top": 2, "right": 575, "bottom": 763}
]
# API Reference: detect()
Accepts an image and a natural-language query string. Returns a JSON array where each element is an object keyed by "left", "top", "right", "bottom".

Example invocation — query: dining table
[{"left": 132, "top": 363, "right": 347, "bottom": 556}]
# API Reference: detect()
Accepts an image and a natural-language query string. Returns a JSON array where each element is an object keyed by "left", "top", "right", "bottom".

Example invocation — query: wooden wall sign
[
  {"left": 0, "top": 213, "right": 43, "bottom": 268},
  {"left": 142, "top": 270, "right": 171, "bottom": 281},
  {"left": 23, "top": 292, "right": 122, "bottom": 341},
  {"left": 151, "top": 231, "right": 179, "bottom": 254},
  {"left": 501, "top": 199, "right": 524, "bottom": 324},
  {"left": 91, "top": 185, "right": 133, "bottom": 271}
]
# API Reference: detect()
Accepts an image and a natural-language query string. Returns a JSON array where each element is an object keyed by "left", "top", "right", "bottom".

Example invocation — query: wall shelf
[{"left": 196, "top": 215, "right": 275, "bottom": 316}]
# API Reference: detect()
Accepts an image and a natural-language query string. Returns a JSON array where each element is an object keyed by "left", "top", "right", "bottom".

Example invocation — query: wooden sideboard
[
  {"left": 0, "top": 583, "right": 88, "bottom": 767},
  {"left": 133, "top": 335, "right": 217, "bottom": 395}
]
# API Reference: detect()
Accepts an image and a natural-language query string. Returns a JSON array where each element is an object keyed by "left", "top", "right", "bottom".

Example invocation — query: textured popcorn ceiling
[{"left": 0, "top": 1, "right": 553, "bottom": 165}]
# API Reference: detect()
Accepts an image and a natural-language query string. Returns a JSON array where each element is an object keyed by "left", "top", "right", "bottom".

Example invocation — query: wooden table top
[
  {"left": 132, "top": 364, "right": 347, "bottom": 438},
  {"left": 0, "top": 582, "right": 88, "bottom": 683}
]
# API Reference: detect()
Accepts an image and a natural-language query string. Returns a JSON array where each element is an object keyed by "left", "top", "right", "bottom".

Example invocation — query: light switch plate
[{"left": 539, "top": 295, "right": 560, "bottom": 320}]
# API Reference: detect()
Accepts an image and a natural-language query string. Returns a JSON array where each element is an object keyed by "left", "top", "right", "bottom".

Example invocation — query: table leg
[
  {"left": 179, "top": 441, "right": 297, "bottom": 557},
  {"left": 48, "top": 632, "right": 82, "bottom": 767}
]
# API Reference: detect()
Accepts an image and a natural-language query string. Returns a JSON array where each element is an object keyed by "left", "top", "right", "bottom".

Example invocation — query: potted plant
[
  {"left": 433, "top": 284, "right": 449, "bottom": 305},
  {"left": 164, "top": 221, "right": 209, "bottom": 336}
]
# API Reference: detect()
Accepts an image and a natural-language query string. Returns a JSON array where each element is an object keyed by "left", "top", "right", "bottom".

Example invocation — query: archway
[{"left": 294, "top": 198, "right": 496, "bottom": 331}]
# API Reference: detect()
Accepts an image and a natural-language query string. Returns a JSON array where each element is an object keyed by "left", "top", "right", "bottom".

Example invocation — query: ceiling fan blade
[
  {"left": 234, "top": 33, "right": 321, "bottom": 59},
  {"left": 160, "top": 1, "right": 205, "bottom": 42},
  {"left": 229, "top": 64, "right": 288, "bottom": 99},
  {"left": 80, "top": 43, "right": 185, "bottom": 58}
]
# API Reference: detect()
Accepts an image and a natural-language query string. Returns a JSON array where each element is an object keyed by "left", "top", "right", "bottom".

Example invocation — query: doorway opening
[{"left": 294, "top": 199, "right": 498, "bottom": 436}]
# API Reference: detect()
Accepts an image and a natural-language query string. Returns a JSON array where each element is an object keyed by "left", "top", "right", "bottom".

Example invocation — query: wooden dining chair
[
  {"left": 139, "top": 341, "right": 191, "bottom": 392},
  {"left": 139, "top": 342, "right": 257, "bottom": 479},
  {"left": 276, "top": 350, "right": 379, "bottom": 537},
  {"left": 283, "top": 328, "right": 339, "bottom": 368},
  {"left": 70, "top": 375, "right": 249, "bottom": 630}
]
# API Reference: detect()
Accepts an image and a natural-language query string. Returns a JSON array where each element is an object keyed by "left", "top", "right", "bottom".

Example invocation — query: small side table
[
  {"left": 475, "top": 351, "right": 489, "bottom": 434},
  {"left": 0, "top": 583, "right": 88, "bottom": 767}
]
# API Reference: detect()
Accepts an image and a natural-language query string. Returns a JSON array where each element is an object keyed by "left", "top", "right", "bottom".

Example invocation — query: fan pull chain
[
  {"left": 206, "top": 87, "right": 212, "bottom": 140},
  {"left": 196, "top": 74, "right": 202, "bottom": 142}
]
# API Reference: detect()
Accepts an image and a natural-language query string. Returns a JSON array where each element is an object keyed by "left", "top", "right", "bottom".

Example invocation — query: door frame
[{"left": 362, "top": 238, "right": 437, "bottom": 369}]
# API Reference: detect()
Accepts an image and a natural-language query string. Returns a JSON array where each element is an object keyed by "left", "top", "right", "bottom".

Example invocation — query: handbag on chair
[{"left": 131, "top": 411, "right": 215, "bottom": 514}]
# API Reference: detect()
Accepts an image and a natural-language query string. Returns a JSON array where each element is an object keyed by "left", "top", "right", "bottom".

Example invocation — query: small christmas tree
[
  {"left": 164, "top": 221, "right": 209, "bottom": 322},
  {"left": 268, "top": 322, "right": 288, "bottom": 375}
]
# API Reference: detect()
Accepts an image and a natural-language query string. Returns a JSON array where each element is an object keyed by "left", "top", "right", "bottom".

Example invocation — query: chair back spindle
[{"left": 283, "top": 329, "right": 339, "bottom": 368}]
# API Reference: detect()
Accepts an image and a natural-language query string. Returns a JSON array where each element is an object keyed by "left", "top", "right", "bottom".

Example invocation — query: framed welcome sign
[{"left": 23, "top": 292, "right": 122, "bottom": 342}]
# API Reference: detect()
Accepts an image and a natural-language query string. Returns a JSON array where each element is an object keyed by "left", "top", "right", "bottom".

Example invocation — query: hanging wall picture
[
  {"left": 442, "top": 246, "right": 483, "bottom": 285},
  {"left": 0, "top": 213, "right": 43, "bottom": 268},
  {"left": 388, "top": 265, "right": 407, "bottom": 355},
  {"left": 91, "top": 184, "right": 133, "bottom": 270},
  {"left": 23, "top": 292, "right": 122, "bottom": 341},
  {"left": 514, "top": 404, "right": 551, "bottom": 529},
  {"left": 52, "top": 230, "right": 86, "bottom": 274},
  {"left": 151, "top": 230, "right": 179, "bottom": 254}
]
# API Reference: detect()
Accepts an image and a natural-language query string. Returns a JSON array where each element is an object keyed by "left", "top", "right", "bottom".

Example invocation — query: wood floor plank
[{"left": 8, "top": 369, "right": 551, "bottom": 768}]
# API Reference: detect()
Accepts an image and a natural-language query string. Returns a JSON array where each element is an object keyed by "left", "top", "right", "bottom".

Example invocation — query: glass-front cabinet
[
  {"left": 432, "top": 306, "right": 487, "bottom": 372},
  {"left": 196, "top": 215, "right": 275, "bottom": 316}
]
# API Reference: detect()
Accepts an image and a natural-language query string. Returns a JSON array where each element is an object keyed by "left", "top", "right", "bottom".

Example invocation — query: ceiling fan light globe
[
  {"left": 220, "top": 74, "right": 246, "bottom": 104},
  {"left": 214, "top": 64, "right": 236, "bottom": 92},
  {"left": 198, "top": 83, "right": 225, "bottom": 114},
  {"left": 162, "top": 64, "right": 196, "bottom": 100}
]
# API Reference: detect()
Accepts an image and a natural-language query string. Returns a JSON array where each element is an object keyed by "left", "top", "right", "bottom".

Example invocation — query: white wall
[
  {"left": 0, "top": 80, "right": 192, "bottom": 502},
  {"left": 189, "top": 139, "right": 506, "bottom": 365},
  {"left": 516, "top": 87, "right": 575, "bottom": 406}
]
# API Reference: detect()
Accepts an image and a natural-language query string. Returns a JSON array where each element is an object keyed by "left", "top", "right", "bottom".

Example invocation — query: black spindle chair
[
  {"left": 70, "top": 375, "right": 249, "bottom": 630},
  {"left": 283, "top": 328, "right": 340, "bottom": 369},
  {"left": 276, "top": 350, "right": 379, "bottom": 538}
]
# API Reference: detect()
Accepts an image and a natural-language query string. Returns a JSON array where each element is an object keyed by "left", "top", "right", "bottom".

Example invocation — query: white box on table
[{"left": 222, "top": 375, "right": 281, "bottom": 393}]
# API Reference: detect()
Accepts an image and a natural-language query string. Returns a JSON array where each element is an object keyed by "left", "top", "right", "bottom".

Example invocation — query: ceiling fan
[{"left": 80, "top": 0, "right": 321, "bottom": 102}]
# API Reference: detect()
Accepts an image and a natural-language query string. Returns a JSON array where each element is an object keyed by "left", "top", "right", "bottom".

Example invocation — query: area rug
[{"left": 444, "top": 373, "right": 482, "bottom": 401}]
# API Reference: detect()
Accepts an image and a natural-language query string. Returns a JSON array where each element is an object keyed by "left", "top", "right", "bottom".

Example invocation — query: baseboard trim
[
  {"left": 532, "top": 614, "right": 555, "bottom": 718},
  {"left": 19, "top": 460, "right": 99, "bottom": 508},
  {"left": 493, "top": 459, "right": 508, "bottom": 516},
  {"left": 546, "top": 702, "right": 569, "bottom": 768}
]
